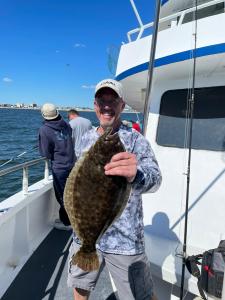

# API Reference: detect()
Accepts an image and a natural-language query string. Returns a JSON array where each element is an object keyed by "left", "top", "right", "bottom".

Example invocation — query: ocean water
[{"left": 0, "top": 108, "right": 142, "bottom": 202}]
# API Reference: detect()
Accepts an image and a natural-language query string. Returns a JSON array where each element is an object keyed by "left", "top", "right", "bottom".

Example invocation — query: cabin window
[
  {"left": 156, "top": 86, "right": 225, "bottom": 151},
  {"left": 182, "top": 3, "right": 224, "bottom": 24}
]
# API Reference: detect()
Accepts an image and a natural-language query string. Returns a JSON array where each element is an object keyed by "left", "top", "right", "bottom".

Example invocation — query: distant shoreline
[
  {"left": 0, "top": 107, "right": 93, "bottom": 112},
  {"left": 0, "top": 107, "right": 139, "bottom": 113}
]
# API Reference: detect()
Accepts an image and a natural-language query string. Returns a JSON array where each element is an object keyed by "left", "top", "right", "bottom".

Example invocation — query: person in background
[
  {"left": 121, "top": 119, "right": 132, "bottom": 128},
  {"left": 122, "top": 119, "right": 142, "bottom": 133},
  {"left": 68, "top": 109, "right": 92, "bottom": 158},
  {"left": 39, "top": 103, "right": 75, "bottom": 230},
  {"left": 67, "top": 79, "right": 162, "bottom": 300},
  {"left": 131, "top": 120, "right": 141, "bottom": 133}
]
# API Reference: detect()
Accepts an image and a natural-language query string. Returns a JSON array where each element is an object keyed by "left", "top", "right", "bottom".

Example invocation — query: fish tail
[{"left": 72, "top": 248, "right": 99, "bottom": 271}]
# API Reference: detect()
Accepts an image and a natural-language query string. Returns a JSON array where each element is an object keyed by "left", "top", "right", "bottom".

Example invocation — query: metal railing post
[
  {"left": 222, "top": 264, "right": 225, "bottom": 299},
  {"left": 44, "top": 159, "right": 49, "bottom": 183},
  {"left": 0, "top": 158, "right": 47, "bottom": 199},
  {"left": 22, "top": 167, "right": 29, "bottom": 195},
  {"left": 129, "top": 0, "right": 144, "bottom": 28},
  {"left": 129, "top": 0, "right": 144, "bottom": 41},
  {"left": 178, "top": 11, "right": 185, "bottom": 26}
]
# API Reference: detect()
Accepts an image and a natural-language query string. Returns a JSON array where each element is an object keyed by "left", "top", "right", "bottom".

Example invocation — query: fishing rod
[
  {"left": 0, "top": 145, "right": 39, "bottom": 168},
  {"left": 180, "top": 0, "right": 198, "bottom": 299}
]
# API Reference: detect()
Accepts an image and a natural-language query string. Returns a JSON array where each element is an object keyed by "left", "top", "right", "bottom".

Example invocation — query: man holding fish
[{"left": 65, "top": 79, "right": 162, "bottom": 300}]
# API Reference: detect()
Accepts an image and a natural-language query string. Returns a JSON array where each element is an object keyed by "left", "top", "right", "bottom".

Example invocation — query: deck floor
[
  {"left": 2, "top": 229, "right": 116, "bottom": 300},
  {"left": 1, "top": 228, "right": 198, "bottom": 300}
]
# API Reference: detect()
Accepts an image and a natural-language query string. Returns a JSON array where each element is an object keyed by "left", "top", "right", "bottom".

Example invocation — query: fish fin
[{"left": 72, "top": 249, "right": 99, "bottom": 271}]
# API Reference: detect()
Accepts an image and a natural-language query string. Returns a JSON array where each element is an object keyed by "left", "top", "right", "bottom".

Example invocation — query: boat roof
[{"left": 160, "top": 0, "right": 213, "bottom": 17}]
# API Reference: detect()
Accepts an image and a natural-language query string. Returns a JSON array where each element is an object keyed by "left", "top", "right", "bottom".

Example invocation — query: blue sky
[{"left": 0, "top": 0, "right": 156, "bottom": 108}]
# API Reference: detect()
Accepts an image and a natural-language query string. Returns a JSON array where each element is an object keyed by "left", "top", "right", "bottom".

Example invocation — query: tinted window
[
  {"left": 157, "top": 86, "right": 225, "bottom": 151},
  {"left": 183, "top": 3, "right": 224, "bottom": 24}
]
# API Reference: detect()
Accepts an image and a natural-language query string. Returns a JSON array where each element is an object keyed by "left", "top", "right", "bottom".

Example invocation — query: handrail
[
  {"left": 0, "top": 158, "right": 45, "bottom": 176},
  {"left": 127, "top": 0, "right": 224, "bottom": 42},
  {"left": 0, "top": 157, "right": 49, "bottom": 195}
]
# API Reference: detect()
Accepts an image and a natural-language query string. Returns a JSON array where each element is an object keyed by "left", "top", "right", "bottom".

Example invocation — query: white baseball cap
[
  {"left": 95, "top": 79, "right": 124, "bottom": 99},
  {"left": 41, "top": 103, "right": 59, "bottom": 120}
]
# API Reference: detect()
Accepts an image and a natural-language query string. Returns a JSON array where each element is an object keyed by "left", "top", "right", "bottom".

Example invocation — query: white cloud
[
  {"left": 3, "top": 77, "right": 13, "bottom": 83},
  {"left": 73, "top": 43, "right": 86, "bottom": 48},
  {"left": 81, "top": 85, "right": 95, "bottom": 89}
]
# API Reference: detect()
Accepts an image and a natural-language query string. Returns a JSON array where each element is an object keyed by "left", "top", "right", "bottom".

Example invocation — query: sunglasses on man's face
[{"left": 95, "top": 97, "right": 122, "bottom": 107}]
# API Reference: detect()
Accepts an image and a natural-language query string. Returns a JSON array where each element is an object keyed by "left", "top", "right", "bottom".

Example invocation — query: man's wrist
[
  {"left": 127, "top": 174, "right": 136, "bottom": 183},
  {"left": 129, "top": 169, "right": 145, "bottom": 185}
]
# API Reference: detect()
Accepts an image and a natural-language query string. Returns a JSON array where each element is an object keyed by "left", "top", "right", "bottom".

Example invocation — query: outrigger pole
[
  {"left": 129, "top": 0, "right": 161, "bottom": 134},
  {"left": 142, "top": 0, "right": 161, "bottom": 135},
  {"left": 180, "top": 0, "right": 198, "bottom": 299}
]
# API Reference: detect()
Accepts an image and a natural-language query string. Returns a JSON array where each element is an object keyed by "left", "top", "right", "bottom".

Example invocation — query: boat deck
[
  {"left": 1, "top": 226, "right": 200, "bottom": 300},
  {"left": 1, "top": 229, "right": 116, "bottom": 300}
]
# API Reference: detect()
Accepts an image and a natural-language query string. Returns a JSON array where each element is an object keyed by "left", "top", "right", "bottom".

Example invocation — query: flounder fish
[{"left": 64, "top": 127, "right": 131, "bottom": 271}]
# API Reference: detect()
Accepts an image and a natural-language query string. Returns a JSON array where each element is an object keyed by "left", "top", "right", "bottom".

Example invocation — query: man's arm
[
  {"left": 69, "top": 120, "right": 75, "bottom": 146},
  {"left": 38, "top": 129, "right": 53, "bottom": 159},
  {"left": 88, "top": 119, "right": 92, "bottom": 130}
]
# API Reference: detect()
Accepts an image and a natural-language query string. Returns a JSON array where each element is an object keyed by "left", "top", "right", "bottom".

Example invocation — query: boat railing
[
  {"left": 128, "top": 0, "right": 224, "bottom": 42},
  {"left": 0, "top": 158, "right": 49, "bottom": 195}
]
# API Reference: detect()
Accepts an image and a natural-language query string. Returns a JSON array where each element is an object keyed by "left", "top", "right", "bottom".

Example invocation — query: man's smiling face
[{"left": 94, "top": 87, "right": 125, "bottom": 129}]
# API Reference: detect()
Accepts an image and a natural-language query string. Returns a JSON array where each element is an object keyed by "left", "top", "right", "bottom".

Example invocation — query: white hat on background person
[
  {"left": 41, "top": 103, "right": 59, "bottom": 120},
  {"left": 95, "top": 79, "right": 124, "bottom": 99}
]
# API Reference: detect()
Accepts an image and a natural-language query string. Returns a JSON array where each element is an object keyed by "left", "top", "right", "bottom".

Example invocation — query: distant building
[
  {"left": 29, "top": 103, "right": 37, "bottom": 108},
  {"left": 0, "top": 104, "right": 11, "bottom": 107},
  {"left": 16, "top": 103, "right": 23, "bottom": 108}
]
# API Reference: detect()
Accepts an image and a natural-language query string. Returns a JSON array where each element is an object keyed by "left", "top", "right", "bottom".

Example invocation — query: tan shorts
[{"left": 67, "top": 241, "right": 154, "bottom": 300}]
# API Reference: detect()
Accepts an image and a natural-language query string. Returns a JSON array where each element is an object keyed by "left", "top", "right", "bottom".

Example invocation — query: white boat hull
[
  {"left": 116, "top": 4, "right": 225, "bottom": 299},
  {"left": 0, "top": 178, "right": 58, "bottom": 298},
  {"left": 116, "top": 12, "right": 225, "bottom": 112}
]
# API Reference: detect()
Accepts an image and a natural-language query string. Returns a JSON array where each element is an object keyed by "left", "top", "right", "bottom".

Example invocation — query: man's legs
[
  {"left": 103, "top": 251, "right": 155, "bottom": 300},
  {"left": 52, "top": 169, "right": 71, "bottom": 225},
  {"left": 68, "top": 242, "right": 105, "bottom": 300}
]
